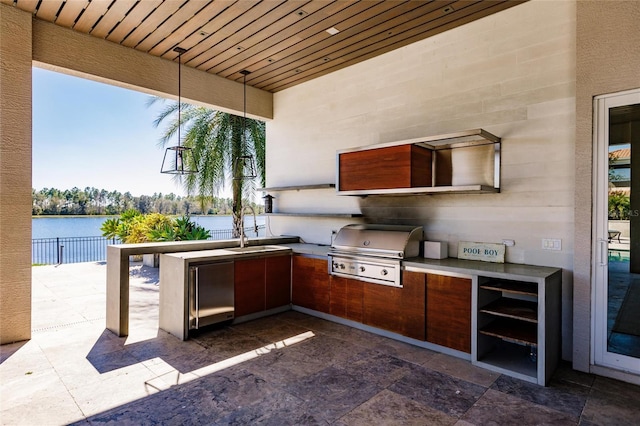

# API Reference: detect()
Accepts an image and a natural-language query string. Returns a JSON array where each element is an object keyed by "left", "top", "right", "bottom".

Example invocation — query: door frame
[{"left": 592, "top": 88, "right": 640, "bottom": 373}]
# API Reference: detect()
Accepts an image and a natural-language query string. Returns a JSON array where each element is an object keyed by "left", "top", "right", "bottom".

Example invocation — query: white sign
[{"left": 458, "top": 241, "right": 505, "bottom": 263}]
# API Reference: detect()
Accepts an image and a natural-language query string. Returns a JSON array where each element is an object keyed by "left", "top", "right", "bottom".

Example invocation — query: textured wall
[
  {"left": 0, "top": 4, "right": 32, "bottom": 344},
  {"left": 268, "top": 0, "right": 576, "bottom": 359},
  {"left": 32, "top": 19, "right": 273, "bottom": 120},
  {"left": 574, "top": 1, "right": 640, "bottom": 372}
]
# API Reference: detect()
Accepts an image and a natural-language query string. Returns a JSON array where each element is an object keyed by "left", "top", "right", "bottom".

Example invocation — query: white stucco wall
[{"left": 267, "top": 0, "right": 576, "bottom": 360}]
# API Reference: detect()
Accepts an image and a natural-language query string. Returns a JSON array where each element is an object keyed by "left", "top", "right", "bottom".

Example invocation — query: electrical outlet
[{"left": 542, "top": 238, "right": 561, "bottom": 251}]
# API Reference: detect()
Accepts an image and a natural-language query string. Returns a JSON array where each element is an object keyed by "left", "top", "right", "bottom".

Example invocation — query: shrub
[
  {"left": 608, "top": 191, "right": 630, "bottom": 220},
  {"left": 101, "top": 211, "right": 210, "bottom": 243}
]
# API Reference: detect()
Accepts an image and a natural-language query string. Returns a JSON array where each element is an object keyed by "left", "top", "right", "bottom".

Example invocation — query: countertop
[
  {"left": 286, "top": 243, "right": 561, "bottom": 280},
  {"left": 403, "top": 257, "right": 561, "bottom": 280},
  {"left": 163, "top": 240, "right": 561, "bottom": 280},
  {"left": 285, "top": 243, "right": 331, "bottom": 257}
]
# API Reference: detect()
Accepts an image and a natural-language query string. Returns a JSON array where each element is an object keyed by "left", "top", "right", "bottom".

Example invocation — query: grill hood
[{"left": 330, "top": 224, "right": 424, "bottom": 259}]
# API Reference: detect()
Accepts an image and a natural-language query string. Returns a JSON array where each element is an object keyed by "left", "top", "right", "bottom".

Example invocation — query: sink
[{"left": 224, "top": 245, "right": 291, "bottom": 255}]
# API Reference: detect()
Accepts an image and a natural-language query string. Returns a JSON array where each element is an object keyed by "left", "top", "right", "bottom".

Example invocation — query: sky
[{"left": 32, "top": 67, "right": 190, "bottom": 197}]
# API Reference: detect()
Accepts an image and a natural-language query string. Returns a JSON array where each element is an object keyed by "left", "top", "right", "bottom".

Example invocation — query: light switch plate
[{"left": 542, "top": 238, "right": 561, "bottom": 251}]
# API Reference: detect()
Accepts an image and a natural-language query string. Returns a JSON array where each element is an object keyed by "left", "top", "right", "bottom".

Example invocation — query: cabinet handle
[
  {"left": 195, "top": 269, "right": 200, "bottom": 329},
  {"left": 599, "top": 239, "right": 608, "bottom": 267}
]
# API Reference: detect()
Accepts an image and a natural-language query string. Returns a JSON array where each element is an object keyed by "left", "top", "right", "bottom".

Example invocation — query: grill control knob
[
  {"left": 381, "top": 269, "right": 388, "bottom": 276},
  {"left": 359, "top": 266, "right": 366, "bottom": 272},
  {"left": 332, "top": 262, "right": 339, "bottom": 270},
  {"left": 339, "top": 263, "right": 346, "bottom": 270}
]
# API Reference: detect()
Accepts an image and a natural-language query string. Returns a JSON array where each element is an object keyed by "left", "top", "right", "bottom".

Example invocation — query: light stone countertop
[
  {"left": 285, "top": 243, "right": 331, "bottom": 257},
  {"left": 403, "top": 257, "right": 561, "bottom": 280}
]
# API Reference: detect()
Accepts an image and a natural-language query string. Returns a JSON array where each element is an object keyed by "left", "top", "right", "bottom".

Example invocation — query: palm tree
[{"left": 150, "top": 98, "right": 265, "bottom": 237}]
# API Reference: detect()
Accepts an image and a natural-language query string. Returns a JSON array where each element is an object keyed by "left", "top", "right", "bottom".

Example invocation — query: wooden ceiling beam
[
  {"left": 105, "top": 0, "right": 162, "bottom": 44},
  {"left": 73, "top": 0, "right": 112, "bottom": 33},
  {"left": 120, "top": 0, "right": 187, "bottom": 48},
  {"left": 267, "top": 1, "right": 522, "bottom": 91},
  {"left": 133, "top": 1, "right": 210, "bottom": 52},
  {"left": 183, "top": 1, "right": 285, "bottom": 67},
  {"left": 90, "top": 0, "right": 137, "bottom": 39},
  {"left": 2, "top": 0, "right": 528, "bottom": 93},
  {"left": 248, "top": 0, "right": 433, "bottom": 87},
  {"left": 242, "top": 0, "right": 401, "bottom": 85},
  {"left": 213, "top": 0, "right": 365, "bottom": 78},
  {"left": 54, "top": 0, "right": 89, "bottom": 28},
  {"left": 193, "top": 0, "right": 317, "bottom": 73},
  {"left": 146, "top": 0, "right": 236, "bottom": 57}
]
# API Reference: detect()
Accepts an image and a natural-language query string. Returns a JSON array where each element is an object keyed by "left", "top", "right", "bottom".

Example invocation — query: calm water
[
  {"left": 32, "top": 215, "right": 265, "bottom": 239},
  {"left": 31, "top": 216, "right": 266, "bottom": 264}
]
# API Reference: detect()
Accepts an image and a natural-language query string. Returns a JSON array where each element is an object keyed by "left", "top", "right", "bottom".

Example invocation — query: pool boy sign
[{"left": 458, "top": 241, "right": 505, "bottom": 263}]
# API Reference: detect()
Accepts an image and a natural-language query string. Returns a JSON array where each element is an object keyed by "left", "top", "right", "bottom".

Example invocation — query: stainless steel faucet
[{"left": 239, "top": 204, "right": 257, "bottom": 248}]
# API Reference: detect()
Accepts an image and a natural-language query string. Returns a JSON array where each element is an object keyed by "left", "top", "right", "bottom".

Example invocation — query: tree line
[{"left": 32, "top": 187, "right": 263, "bottom": 216}]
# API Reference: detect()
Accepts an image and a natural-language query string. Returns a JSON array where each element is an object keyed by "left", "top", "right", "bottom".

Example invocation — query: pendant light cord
[
  {"left": 243, "top": 72, "right": 246, "bottom": 148},
  {"left": 177, "top": 50, "right": 182, "bottom": 148}
]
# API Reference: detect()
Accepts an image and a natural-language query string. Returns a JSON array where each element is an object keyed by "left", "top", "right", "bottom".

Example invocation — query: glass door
[{"left": 594, "top": 89, "right": 640, "bottom": 373}]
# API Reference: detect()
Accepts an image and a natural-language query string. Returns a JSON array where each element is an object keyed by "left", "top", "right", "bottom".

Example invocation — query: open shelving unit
[
  {"left": 259, "top": 183, "right": 362, "bottom": 218},
  {"left": 259, "top": 183, "right": 335, "bottom": 192},
  {"left": 472, "top": 273, "right": 561, "bottom": 386},
  {"left": 336, "top": 129, "right": 501, "bottom": 196}
]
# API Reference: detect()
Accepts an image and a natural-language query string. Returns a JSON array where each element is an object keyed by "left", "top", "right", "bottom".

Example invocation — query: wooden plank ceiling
[{"left": 4, "top": 0, "right": 525, "bottom": 92}]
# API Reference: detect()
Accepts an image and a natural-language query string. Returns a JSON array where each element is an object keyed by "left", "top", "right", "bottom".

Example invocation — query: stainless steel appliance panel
[
  {"left": 330, "top": 254, "right": 399, "bottom": 287},
  {"left": 189, "top": 262, "right": 234, "bottom": 329},
  {"left": 328, "top": 224, "right": 423, "bottom": 287}
]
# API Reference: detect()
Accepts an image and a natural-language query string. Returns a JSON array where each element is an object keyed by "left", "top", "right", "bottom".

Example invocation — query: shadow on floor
[{"left": 0, "top": 341, "right": 29, "bottom": 365}]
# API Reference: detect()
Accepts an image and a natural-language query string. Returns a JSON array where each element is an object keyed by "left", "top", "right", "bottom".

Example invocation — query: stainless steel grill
[{"left": 328, "top": 224, "right": 423, "bottom": 287}]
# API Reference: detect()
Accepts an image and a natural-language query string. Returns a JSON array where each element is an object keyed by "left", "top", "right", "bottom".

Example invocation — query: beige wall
[
  {"left": 0, "top": 4, "right": 33, "bottom": 343},
  {"left": 32, "top": 19, "right": 273, "bottom": 120},
  {"left": 574, "top": 1, "right": 640, "bottom": 372},
  {"left": 267, "top": 0, "right": 576, "bottom": 359}
]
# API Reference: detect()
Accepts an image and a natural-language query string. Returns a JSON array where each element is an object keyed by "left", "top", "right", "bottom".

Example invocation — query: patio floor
[{"left": 1, "top": 263, "right": 640, "bottom": 425}]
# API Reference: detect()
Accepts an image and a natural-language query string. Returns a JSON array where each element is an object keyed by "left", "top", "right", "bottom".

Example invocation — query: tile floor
[{"left": 1, "top": 262, "right": 640, "bottom": 425}]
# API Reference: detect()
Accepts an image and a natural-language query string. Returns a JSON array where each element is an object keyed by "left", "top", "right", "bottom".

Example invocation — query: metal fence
[{"left": 32, "top": 225, "right": 266, "bottom": 265}]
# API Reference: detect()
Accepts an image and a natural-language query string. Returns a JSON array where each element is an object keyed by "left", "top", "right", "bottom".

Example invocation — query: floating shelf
[
  {"left": 337, "top": 185, "right": 498, "bottom": 197},
  {"left": 265, "top": 213, "right": 362, "bottom": 218},
  {"left": 260, "top": 184, "right": 335, "bottom": 192}
]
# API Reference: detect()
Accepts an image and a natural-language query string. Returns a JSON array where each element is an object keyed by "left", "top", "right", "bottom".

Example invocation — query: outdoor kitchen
[{"left": 2, "top": 0, "right": 640, "bottom": 424}]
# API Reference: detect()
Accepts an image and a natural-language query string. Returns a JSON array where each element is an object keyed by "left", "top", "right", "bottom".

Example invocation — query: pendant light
[
  {"left": 161, "top": 47, "right": 198, "bottom": 175},
  {"left": 233, "top": 70, "right": 257, "bottom": 180}
]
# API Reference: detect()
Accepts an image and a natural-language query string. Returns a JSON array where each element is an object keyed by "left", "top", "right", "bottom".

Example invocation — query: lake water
[
  {"left": 32, "top": 215, "right": 265, "bottom": 239},
  {"left": 31, "top": 215, "right": 266, "bottom": 264}
]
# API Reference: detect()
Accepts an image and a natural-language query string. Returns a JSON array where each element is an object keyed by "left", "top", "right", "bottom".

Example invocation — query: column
[{"left": 0, "top": 4, "right": 33, "bottom": 344}]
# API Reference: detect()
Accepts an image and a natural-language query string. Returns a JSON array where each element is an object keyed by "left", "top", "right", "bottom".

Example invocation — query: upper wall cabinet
[{"left": 336, "top": 129, "right": 501, "bottom": 196}]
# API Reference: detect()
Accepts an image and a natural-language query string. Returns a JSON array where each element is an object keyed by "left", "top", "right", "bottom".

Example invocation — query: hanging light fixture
[
  {"left": 161, "top": 47, "right": 198, "bottom": 175},
  {"left": 233, "top": 70, "right": 257, "bottom": 180}
]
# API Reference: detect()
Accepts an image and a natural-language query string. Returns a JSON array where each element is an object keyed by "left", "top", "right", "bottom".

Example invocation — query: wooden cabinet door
[
  {"left": 426, "top": 273, "right": 471, "bottom": 353},
  {"left": 234, "top": 258, "right": 266, "bottom": 317},
  {"left": 363, "top": 271, "right": 425, "bottom": 340},
  {"left": 291, "top": 255, "right": 330, "bottom": 313},
  {"left": 339, "top": 144, "right": 432, "bottom": 191},
  {"left": 402, "top": 271, "right": 427, "bottom": 340},
  {"left": 265, "top": 255, "right": 291, "bottom": 310},
  {"left": 330, "top": 276, "right": 364, "bottom": 323}
]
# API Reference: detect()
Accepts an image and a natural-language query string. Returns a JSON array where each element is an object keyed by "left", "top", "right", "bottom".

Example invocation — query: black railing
[
  {"left": 32, "top": 225, "right": 266, "bottom": 265},
  {"left": 32, "top": 236, "right": 120, "bottom": 265}
]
